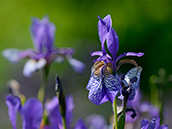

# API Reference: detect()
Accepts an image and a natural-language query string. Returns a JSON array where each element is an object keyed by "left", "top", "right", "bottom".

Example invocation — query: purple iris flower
[
  {"left": 86, "top": 14, "right": 144, "bottom": 105},
  {"left": 45, "top": 96, "right": 87, "bottom": 129},
  {"left": 141, "top": 117, "right": 169, "bottom": 129},
  {"left": 6, "top": 95, "right": 43, "bottom": 129},
  {"left": 2, "top": 16, "right": 85, "bottom": 77},
  {"left": 125, "top": 90, "right": 159, "bottom": 123},
  {"left": 86, "top": 114, "right": 108, "bottom": 129}
]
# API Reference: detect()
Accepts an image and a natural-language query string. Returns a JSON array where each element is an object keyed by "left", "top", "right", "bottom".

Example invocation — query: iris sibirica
[
  {"left": 86, "top": 14, "right": 144, "bottom": 105},
  {"left": 141, "top": 117, "right": 169, "bottom": 129},
  {"left": 3, "top": 16, "right": 85, "bottom": 77},
  {"left": 6, "top": 95, "right": 86, "bottom": 129},
  {"left": 125, "top": 90, "right": 159, "bottom": 123},
  {"left": 6, "top": 95, "right": 43, "bottom": 129}
]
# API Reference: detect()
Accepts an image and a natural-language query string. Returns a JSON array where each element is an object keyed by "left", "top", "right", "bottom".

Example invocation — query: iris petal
[
  {"left": 2, "top": 48, "right": 21, "bottom": 63},
  {"left": 22, "top": 98, "right": 43, "bottom": 129},
  {"left": 103, "top": 74, "right": 121, "bottom": 103},
  {"left": 141, "top": 119, "right": 149, "bottom": 129},
  {"left": 67, "top": 57, "right": 85, "bottom": 73},
  {"left": 98, "top": 15, "right": 112, "bottom": 55},
  {"left": 23, "top": 58, "right": 46, "bottom": 77},
  {"left": 45, "top": 97, "right": 62, "bottom": 129},
  {"left": 88, "top": 76, "right": 105, "bottom": 105},
  {"left": 6, "top": 95, "right": 22, "bottom": 129},
  {"left": 107, "top": 28, "right": 119, "bottom": 61}
]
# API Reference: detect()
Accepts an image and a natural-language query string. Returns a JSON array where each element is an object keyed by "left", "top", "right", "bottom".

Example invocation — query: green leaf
[{"left": 118, "top": 113, "right": 126, "bottom": 129}]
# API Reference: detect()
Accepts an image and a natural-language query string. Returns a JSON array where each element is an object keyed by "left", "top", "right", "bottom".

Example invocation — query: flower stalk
[
  {"left": 38, "top": 66, "right": 50, "bottom": 103},
  {"left": 113, "top": 96, "right": 118, "bottom": 129}
]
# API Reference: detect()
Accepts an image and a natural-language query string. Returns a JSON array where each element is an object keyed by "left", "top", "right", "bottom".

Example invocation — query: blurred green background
[{"left": 0, "top": 0, "right": 172, "bottom": 128}]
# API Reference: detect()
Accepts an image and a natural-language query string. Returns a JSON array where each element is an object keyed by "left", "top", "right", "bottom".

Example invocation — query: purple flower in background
[
  {"left": 86, "top": 14, "right": 143, "bottom": 105},
  {"left": 125, "top": 90, "right": 159, "bottom": 123},
  {"left": 73, "top": 119, "right": 87, "bottom": 129},
  {"left": 141, "top": 117, "right": 169, "bottom": 129},
  {"left": 2, "top": 16, "right": 85, "bottom": 77},
  {"left": 6, "top": 95, "right": 43, "bottom": 129},
  {"left": 45, "top": 96, "right": 74, "bottom": 129},
  {"left": 86, "top": 114, "right": 108, "bottom": 129},
  {"left": 45, "top": 95, "right": 87, "bottom": 129}
]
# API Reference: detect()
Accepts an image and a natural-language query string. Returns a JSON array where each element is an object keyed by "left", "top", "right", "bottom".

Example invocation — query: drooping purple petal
[
  {"left": 86, "top": 114, "right": 107, "bottom": 129},
  {"left": 22, "top": 98, "right": 43, "bottom": 129},
  {"left": 31, "top": 16, "right": 56, "bottom": 53},
  {"left": 88, "top": 76, "right": 105, "bottom": 105},
  {"left": 65, "top": 96, "right": 74, "bottom": 127},
  {"left": 107, "top": 28, "right": 119, "bottom": 62},
  {"left": 6, "top": 95, "right": 22, "bottom": 129},
  {"left": 141, "top": 117, "right": 169, "bottom": 129},
  {"left": 23, "top": 58, "right": 46, "bottom": 77},
  {"left": 86, "top": 76, "right": 95, "bottom": 90},
  {"left": 98, "top": 15, "right": 112, "bottom": 55},
  {"left": 141, "top": 119, "right": 149, "bottom": 129},
  {"left": 148, "top": 117, "right": 160, "bottom": 129},
  {"left": 2, "top": 48, "right": 21, "bottom": 63},
  {"left": 116, "top": 52, "right": 144, "bottom": 63},
  {"left": 122, "top": 67, "right": 142, "bottom": 101},
  {"left": 103, "top": 74, "right": 121, "bottom": 103},
  {"left": 45, "top": 97, "right": 62, "bottom": 129},
  {"left": 74, "top": 119, "right": 87, "bottom": 129},
  {"left": 67, "top": 57, "right": 85, "bottom": 73}
]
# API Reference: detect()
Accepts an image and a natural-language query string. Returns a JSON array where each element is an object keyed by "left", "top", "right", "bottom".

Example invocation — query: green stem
[
  {"left": 149, "top": 75, "right": 159, "bottom": 106},
  {"left": 113, "top": 96, "right": 118, "bottom": 129},
  {"left": 159, "top": 88, "right": 163, "bottom": 124},
  {"left": 38, "top": 66, "right": 49, "bottom": 103},
  {"left": 62, "top": 117, "right": 67, "bottom": 129}
]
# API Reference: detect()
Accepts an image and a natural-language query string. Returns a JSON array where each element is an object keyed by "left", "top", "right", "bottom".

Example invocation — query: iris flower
[
  {"left": 86, "top": 14, "right": 143, "bottom": 105},
  {"left": 125, "top": 90, "right": 159, "bottom": 123},
  {"left": 42, "top": 96, "right": 87, "bottom": 129},
  {"left": 141, "top": 117, "right": 169, "bottom": 129},
  {"left": 2, "top": 16, "right": 85, "bottom": 77},
  {"left": 6, "top": 95, "right": 86, "bottom": 129},
  {"left": 6, "top": 95, "right": 43, "bottom": 129}
]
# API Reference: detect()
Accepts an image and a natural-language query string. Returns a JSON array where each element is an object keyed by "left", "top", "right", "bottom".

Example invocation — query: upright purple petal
[
  {"left": 22, "top": 98, "right": 43, "bottom": 129},
  {"left": 74, "top": 119, "right": 87, "bottom": 129},
  {"left": 107, "top": 28, "right": 119, "bottom": 62},
  {"left": 65, "top": 96, "right": 74, "bottom": 127},
  {"left": 45, "top": 97, "right": 62, "bottom": 129},
  {"left": 86, "top": 114, "right": 107, "bottom": 129},
  {"left": 31, "top": 16, "right": 56, "bottom": 53},
  {"left": 98, "top": 15, "right": 112, "bottom": 55},
  {"left": 6, "top": 95, "right": 22, "bottom": 129}
]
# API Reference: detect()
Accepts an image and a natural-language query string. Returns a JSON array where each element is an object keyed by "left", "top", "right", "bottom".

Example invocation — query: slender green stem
[
  {"left": 113, "top": 96, "right": 118, "bottom": 129},
  {"left": 62, "top": 117, "right": 67, "bottom": 129},
  {"left": 38, "top": 66, "right": 49, "bottom": 103},
  {"left": 159, "top": 88, "right": 163, "bottom": 124}
]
